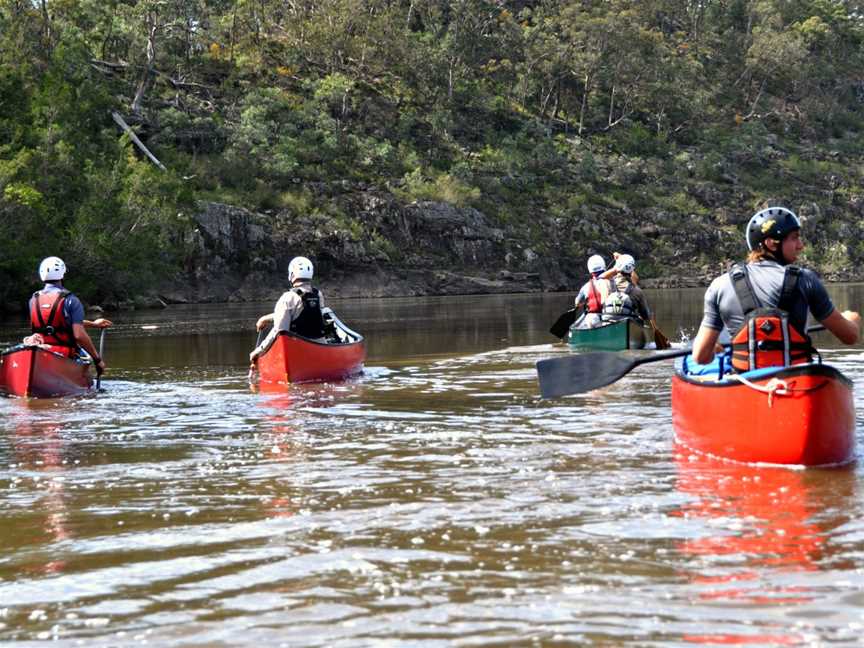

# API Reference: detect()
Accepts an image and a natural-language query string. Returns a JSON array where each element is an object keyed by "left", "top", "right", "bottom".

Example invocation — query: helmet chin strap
[{"left": 763, "top": 241, "right": 788, "bottom": 265}]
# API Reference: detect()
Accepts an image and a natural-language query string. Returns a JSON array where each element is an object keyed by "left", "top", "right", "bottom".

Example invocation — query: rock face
[
  {"left": 165, "top": 166, "right": 864, "bottom": 304},
  {"left": 171, "top": 196, "right": 550, "bottom": 302}
]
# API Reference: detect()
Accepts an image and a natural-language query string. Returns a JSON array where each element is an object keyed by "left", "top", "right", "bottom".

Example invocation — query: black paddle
[
  {"left": 550, "top": 308, "right": 581, "bottom": 339},
  {"left": 537, "top": 323, "right": 827, "bottom": 398},
  {"left": 537, "top": 348, "right": 690, "bottom": 398}
]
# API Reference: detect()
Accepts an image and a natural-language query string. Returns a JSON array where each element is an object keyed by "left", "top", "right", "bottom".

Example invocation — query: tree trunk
[
  {"left": 578, "top": 72, "right": 590, "bottom": 136},
  {"left": 131, "top": 12, "right": 158, "bottom": 116}
]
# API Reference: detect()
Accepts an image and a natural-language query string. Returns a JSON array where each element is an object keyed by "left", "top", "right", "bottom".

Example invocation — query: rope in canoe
[{"left": 729, "top": 375, "right": 790, "bottom": 408}]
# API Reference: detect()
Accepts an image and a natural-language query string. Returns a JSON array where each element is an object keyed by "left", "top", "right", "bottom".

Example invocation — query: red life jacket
[
  {"left": 728, "top": 264, "right": 814, "bottom": 372},
  {"left": 30, "top": 289, "right": 77, "bottom": 356},
  {"left": 586, "top": 277, "right": 604, "bottom": 313}
]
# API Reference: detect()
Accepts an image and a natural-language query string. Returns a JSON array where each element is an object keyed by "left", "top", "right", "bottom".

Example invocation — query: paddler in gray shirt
[
  {"left": 692, "top": 206, "right": 860, "bottom": 365},
  {"left": 249, "top": 256, "right": 327, "bottom": 368}
]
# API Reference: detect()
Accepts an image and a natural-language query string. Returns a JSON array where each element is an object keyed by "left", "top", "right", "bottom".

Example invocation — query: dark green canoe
[{"left": 568, "top": 317, "right": 647, "bottom": 351}]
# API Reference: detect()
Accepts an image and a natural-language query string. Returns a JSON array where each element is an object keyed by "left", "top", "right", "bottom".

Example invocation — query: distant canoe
[
  {"left": 0, "top": 345, "right": 93, "bottom": 398},
  {"left": 254, "top": 309, "right": 365, "bottom": 384},
  {"left": 568, "top": 317, "right": 647, "bottom": 351}
]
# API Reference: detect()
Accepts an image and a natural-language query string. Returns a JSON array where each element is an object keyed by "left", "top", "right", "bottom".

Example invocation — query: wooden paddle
[
  {"left": 537, "top": 324, "right": 827, "bottom": 398},
  {"left": 649, "top": 319, "right": 671, "bottom": 350},
  {"left": 549, "top": 307, "right": 580, "bottom": 339}
]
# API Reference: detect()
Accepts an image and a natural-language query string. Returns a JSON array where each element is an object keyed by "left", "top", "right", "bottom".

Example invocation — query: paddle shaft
[
  {"left": 95, "top": 328, "right": 105, "bottom": 390},
  {"left": 249, "top": 324, "right": 272, "bottom": 380}
]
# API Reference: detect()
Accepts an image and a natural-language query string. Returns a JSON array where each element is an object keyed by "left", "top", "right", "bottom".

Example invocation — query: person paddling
[
  {"left": 691, "top": 206, "right": 860, "bottom": 366},
  {"left": 600, "top": 254, "right": 652, "bottom": 324},
  {"left": 573, "top": 254, "right": 610, "bottom": 328},
  {"left": 600, "top": 251, "right": 640, "bottom": 285},
  {"left": 28, "top": 256, "right": 112, "bottom": 372},
  {"left": 249, "top": 256, "right": 328, "bottom": 368}
]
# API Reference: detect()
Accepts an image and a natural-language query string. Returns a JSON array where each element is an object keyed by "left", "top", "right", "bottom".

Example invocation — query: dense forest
[{"left": 3, "top": 0, "right": 864, "bottom": 310}]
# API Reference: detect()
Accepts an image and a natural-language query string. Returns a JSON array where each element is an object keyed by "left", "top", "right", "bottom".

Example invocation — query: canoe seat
[{"left": 681, "top": 351, "right": 731, "bottom": 378}]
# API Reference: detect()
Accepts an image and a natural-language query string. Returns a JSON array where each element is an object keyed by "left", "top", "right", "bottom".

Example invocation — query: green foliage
[
  {"left": 2, "top": 0, "right": 864, "bottom": 309},
  {"left": 396, "top": 169, "right": 481, "bottom": 207}
]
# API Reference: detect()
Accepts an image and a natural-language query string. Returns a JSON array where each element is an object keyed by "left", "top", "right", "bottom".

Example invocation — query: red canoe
[
  {"left": 254, "top": 310, "right": 365, "bottom": 384},
  {"left": 0, "top": 345, "right": 94, "bottom": 398},
  {"left": 672, "top": 360, "right": 855, "bottom": 466}
]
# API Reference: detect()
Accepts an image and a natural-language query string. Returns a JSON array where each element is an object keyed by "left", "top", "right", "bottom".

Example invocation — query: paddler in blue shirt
[{"left": 692, "top": 207, "right": 860, "bottom": 366}]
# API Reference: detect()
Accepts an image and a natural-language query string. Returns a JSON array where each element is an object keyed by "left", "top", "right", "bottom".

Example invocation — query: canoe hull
[
  {"left": 568, "top": 318, "right": 647, "bottom": 351},
  {"left": 257, "top": 332, "right": 365, "bottom": 384},
  {"left": 672, "top": 364, "right": 855, "bottom": 466},
  {"left": 0, "top": 346, "right": 93, "bottom": 398}
]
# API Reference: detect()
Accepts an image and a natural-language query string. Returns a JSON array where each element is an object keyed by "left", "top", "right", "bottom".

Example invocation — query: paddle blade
[
  {"left": 549, "top": 309, "right": 578, "bottom": 339},
  {"left": 536, "top": 352, "right": 636, "bottom": 398},
  {"left": 653, "top": 326, "right": 671, "bottom": 350}
]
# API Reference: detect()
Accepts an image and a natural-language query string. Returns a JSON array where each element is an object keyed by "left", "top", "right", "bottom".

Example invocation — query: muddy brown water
[{"left": 2, "top": 288, "right": 864, "bottom": 646}]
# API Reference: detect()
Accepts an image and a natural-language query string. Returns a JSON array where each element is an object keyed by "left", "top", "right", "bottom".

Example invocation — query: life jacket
[
  {"left": 729, "top": 264, "right": 815, "bottom": 372},
  {"left": 602, "top": 281, "right": 636, "bottom": 318},
  {"left": 585, "top": 277, "right": 604, "bottom": 314},
  {"left": 29, "top": 289, "right": 76, "bottom": 356},
  {"left": 289, "top": 287, "right": 326, "bottom": 339}
]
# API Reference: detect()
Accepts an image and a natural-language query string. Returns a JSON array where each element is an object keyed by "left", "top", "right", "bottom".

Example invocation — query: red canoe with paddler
[
  {"left": 0, "top": 344, "right": 95, "bottom": 398},
  {"left": 251, "top": 307, "right": 365, "bottom": 385}
]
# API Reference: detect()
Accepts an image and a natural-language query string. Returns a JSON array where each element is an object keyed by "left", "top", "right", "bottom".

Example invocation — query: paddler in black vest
[
  {"left": 249, "top": 256, "right": 328, "bottom": 366},
  {"left": 28, "top": 256, "right": 112, "bottom": 372},
  {"left": 692, "top": 206, "right": 860, "bottom": 367}
]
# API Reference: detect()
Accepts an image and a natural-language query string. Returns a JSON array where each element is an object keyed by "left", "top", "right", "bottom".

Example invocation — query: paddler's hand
[
  {"left": 842, "top": 310, "right": 861, "bottom": 326},
  {"left": 255, "top": 316, "right": 271, "bottom": 331},
  {"left": 94, "top": 356, "right": 106, "bottom": 373},
  {"left": 86, "top": 318, "right": 113, "bottom": 328}
]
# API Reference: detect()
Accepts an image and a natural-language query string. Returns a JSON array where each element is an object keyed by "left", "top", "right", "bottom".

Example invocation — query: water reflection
[
  {"left": 4, "top": 404, "right": 75, "bottom": 576},
  {"left": 672, "top": 443, "right": 857, "bottom": 645}
]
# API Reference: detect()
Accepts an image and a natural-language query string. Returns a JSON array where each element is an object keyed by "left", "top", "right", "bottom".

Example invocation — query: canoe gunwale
[{"left": 674, "top": 362, "right": 853, "bottom": 390}]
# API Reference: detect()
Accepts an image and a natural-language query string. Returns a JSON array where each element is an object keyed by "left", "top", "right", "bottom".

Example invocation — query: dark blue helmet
[{"left": 746, "top": 207, "right": 801, "bottom": 251}]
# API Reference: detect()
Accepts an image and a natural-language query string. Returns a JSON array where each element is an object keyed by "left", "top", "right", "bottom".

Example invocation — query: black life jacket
[
  {"left": 729, "top": 264, "right": 815, "bottom": 372},
  {"left": 289, "top": 287, "right": 326, "bottom": 339},
  {"left": 602, "top": 281, "right": 636, "bottom": 318},
  {"left": 29, "top": 289, "right": 76, "bottom": 349}
]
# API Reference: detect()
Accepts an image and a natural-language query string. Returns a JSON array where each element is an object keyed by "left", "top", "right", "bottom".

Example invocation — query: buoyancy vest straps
[
  {"left": 289, "top": 287, "right": 326, "bottom": 339},
  {"left": 586, "top": 278, "right": 603, "bottom": 313},
  {"left": 729, "top": 263, "right": 761, "bottom": 314},
  {"left": 778, "top": 265, "right": 801, "bottom": 312},
  {"left": 30, "top": 289, "right": 76, "bottom": 347},
  {"left": 728, "top": 264, "right": 813, "bottom": 371}
]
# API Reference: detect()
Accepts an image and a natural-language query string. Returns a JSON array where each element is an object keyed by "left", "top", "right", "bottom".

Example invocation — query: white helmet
[
  {"left": 39, "top": 256, "right": 66, "bottom": 282},
  {"left": 586, "top": 254, "right": 606, "bottom": 273},
  {"left": 288, "top": 256, "right": 314, "bottom": 283},
  {"left": 615, "top": 254, "right": 636, "bottom": 274}
]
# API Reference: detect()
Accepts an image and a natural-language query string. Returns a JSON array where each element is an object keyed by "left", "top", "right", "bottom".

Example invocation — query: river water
[{"left": 2, "top": 287, "right": 864, "bottom": 646}]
